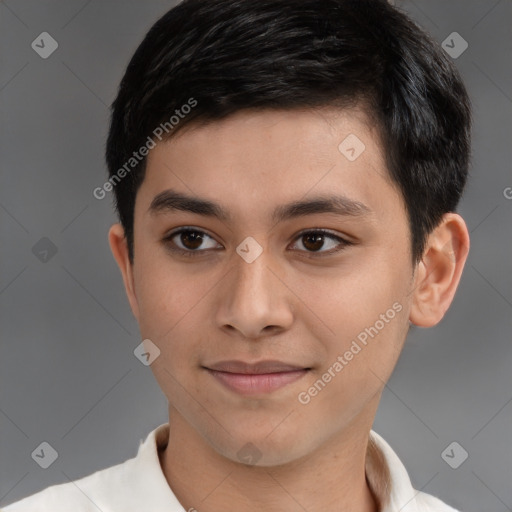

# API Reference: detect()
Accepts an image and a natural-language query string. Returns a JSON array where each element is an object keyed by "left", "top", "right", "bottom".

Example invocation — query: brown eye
[
  {"left": 163, "top": 228, "right": 220, "bottom": 257},
  {"left": 291, "top": 229, "right": 352, "bottom": 256},
  {"left": 162, "top": 227, "right": 352, "bottom": 259},
  {"left": 177, "top": 230, "right": 205, "bottom": 250},
  {"left": 302, "top": 232, "right": 327, "bottom": 252}
]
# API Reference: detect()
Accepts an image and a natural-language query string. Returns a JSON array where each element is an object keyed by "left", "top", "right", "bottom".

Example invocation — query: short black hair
[{"left": 105, "top": 0, "right": 471, "bottom": 264}]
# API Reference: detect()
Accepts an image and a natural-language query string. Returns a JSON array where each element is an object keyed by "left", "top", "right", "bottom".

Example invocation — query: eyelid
[
  {"left": 163, "top": 226, "right": 221, "bottom": 255},
  {"left": 162, "top": 226, "right": 353, "bottom": 257},
  {"left": 290, "top": 228, "right": 352, "bottom": 256}
]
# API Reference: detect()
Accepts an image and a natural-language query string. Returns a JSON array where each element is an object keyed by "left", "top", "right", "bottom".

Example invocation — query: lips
[
  {"left": 203, "top": 360, "right": 310, "bottom": 395},
  {"left": 205, "top": 359, "right": 309, "bottom": 374}
]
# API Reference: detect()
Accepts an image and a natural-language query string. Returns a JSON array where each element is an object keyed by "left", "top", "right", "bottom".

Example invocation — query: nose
[{"left": 214, "top": 246, "right": 294, "bottom": 340}]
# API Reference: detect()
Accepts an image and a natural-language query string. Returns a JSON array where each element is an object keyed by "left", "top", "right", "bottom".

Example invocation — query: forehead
[{"left": 138, "top": 108, "right": 403, "bottom": 225}]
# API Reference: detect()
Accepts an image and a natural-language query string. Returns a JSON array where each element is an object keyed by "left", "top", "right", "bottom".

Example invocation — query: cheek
[
  {"left": 300, "top": 255, "right": 409, "bottom": 392},
  {"left": 296, "top": 308, "right": 407, "bottom": 430},
  {"left": 134, "top": 254, "right": 201, "bottom": 338},
  {"left": 132, "top": 256, "right": 216, "bottom": 378},
  {"left": 295, "top": 256, "right": 405, "bottom": 338}
]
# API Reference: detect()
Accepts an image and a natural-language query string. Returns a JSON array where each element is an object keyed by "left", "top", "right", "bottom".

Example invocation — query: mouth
[{"left": 202, "top": 360, "right": 311, "bottom": 396}]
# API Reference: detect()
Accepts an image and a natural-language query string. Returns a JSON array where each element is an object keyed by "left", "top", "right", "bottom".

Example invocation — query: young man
[{"left": 3, "top": 0, "right": 471, "bottom": 510}]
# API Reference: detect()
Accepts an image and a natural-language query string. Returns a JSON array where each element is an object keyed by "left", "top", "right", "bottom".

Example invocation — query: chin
[{"left": 214, "top": 422, "right": 315, "bottom": 467}]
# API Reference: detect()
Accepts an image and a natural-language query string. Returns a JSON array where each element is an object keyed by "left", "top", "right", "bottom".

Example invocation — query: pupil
[
  {"left": 182, "top": 231, "right": 203, "bottom": 250},
  {"left": 303, "top": 233, "right": 324, "bottom": 252}
]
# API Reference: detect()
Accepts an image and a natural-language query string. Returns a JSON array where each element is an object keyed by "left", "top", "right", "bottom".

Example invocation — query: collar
[
  {"left": 366, "top": 430, "right": 422, "bottom": 511},
  {"left": 134, "top": 423, "right": 423, "bottom": 512}
]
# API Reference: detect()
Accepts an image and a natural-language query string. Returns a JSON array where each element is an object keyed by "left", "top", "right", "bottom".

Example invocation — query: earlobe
[
  {"left": 108, "top": 223, "right": 140, "bottom": 321},
  {"left": 409, "top": 213, "right": 470, "bottom": 327}
]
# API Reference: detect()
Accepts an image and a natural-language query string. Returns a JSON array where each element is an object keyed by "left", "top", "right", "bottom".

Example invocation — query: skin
[{"left": 109, "top": 107, "right": 470, "bottom": 512}]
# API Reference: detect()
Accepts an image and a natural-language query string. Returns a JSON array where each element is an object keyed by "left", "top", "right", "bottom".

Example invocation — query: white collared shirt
[{"left": 2, "top": 423, "right": 459, "bottom": 511}]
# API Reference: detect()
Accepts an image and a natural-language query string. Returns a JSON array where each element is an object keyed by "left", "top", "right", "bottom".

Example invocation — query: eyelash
[{"left": 162, "top": 227, "right": 353, "bottom": 259}]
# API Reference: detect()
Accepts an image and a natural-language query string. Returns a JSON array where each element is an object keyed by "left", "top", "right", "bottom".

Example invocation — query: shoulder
[
  {"left": 2, "top": 457, "right": 135, "bottom": 512},
  {"left": 2, "top": 479, "right": 98, "bottom": 512},
  {"left": 2, "top": 424, "right": 171, "bottom": 512}
]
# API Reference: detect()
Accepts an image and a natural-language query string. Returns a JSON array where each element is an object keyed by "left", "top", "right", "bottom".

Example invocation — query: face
[{"left": 117, "top": 108, "right": 418, "bottom": 465}]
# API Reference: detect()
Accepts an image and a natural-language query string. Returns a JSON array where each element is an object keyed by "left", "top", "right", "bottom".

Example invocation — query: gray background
[{"left": 1, "top": 1, "right": 511, "bottom": 510}]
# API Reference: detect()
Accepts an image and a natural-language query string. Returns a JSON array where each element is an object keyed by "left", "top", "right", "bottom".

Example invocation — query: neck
[{"left": 159, "top": 408, "right": 379, "bottom": 512}]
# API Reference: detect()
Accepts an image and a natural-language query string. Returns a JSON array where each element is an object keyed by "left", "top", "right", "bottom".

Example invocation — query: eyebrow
[{"left": 148, "top": 189, "right": 372, "bottom": 223}]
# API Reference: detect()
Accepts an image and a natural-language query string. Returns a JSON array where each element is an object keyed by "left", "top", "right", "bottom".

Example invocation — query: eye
[
  {"left": 163, "top": 227, "right": 221, "bottom": 257},
  {"left": 290, "top": 229, "right": 352, "bottom": 257},
  {"left": 162, "top": 227, "right": 352, "bottom": 258}
]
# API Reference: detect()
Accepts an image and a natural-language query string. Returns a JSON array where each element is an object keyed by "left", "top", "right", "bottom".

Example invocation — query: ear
[
  {"left": 108, "top": 223, "right": 140, "bottom": 321},
  {"left": 409, "top": 213, "right": 470, "bottom": 327}
]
